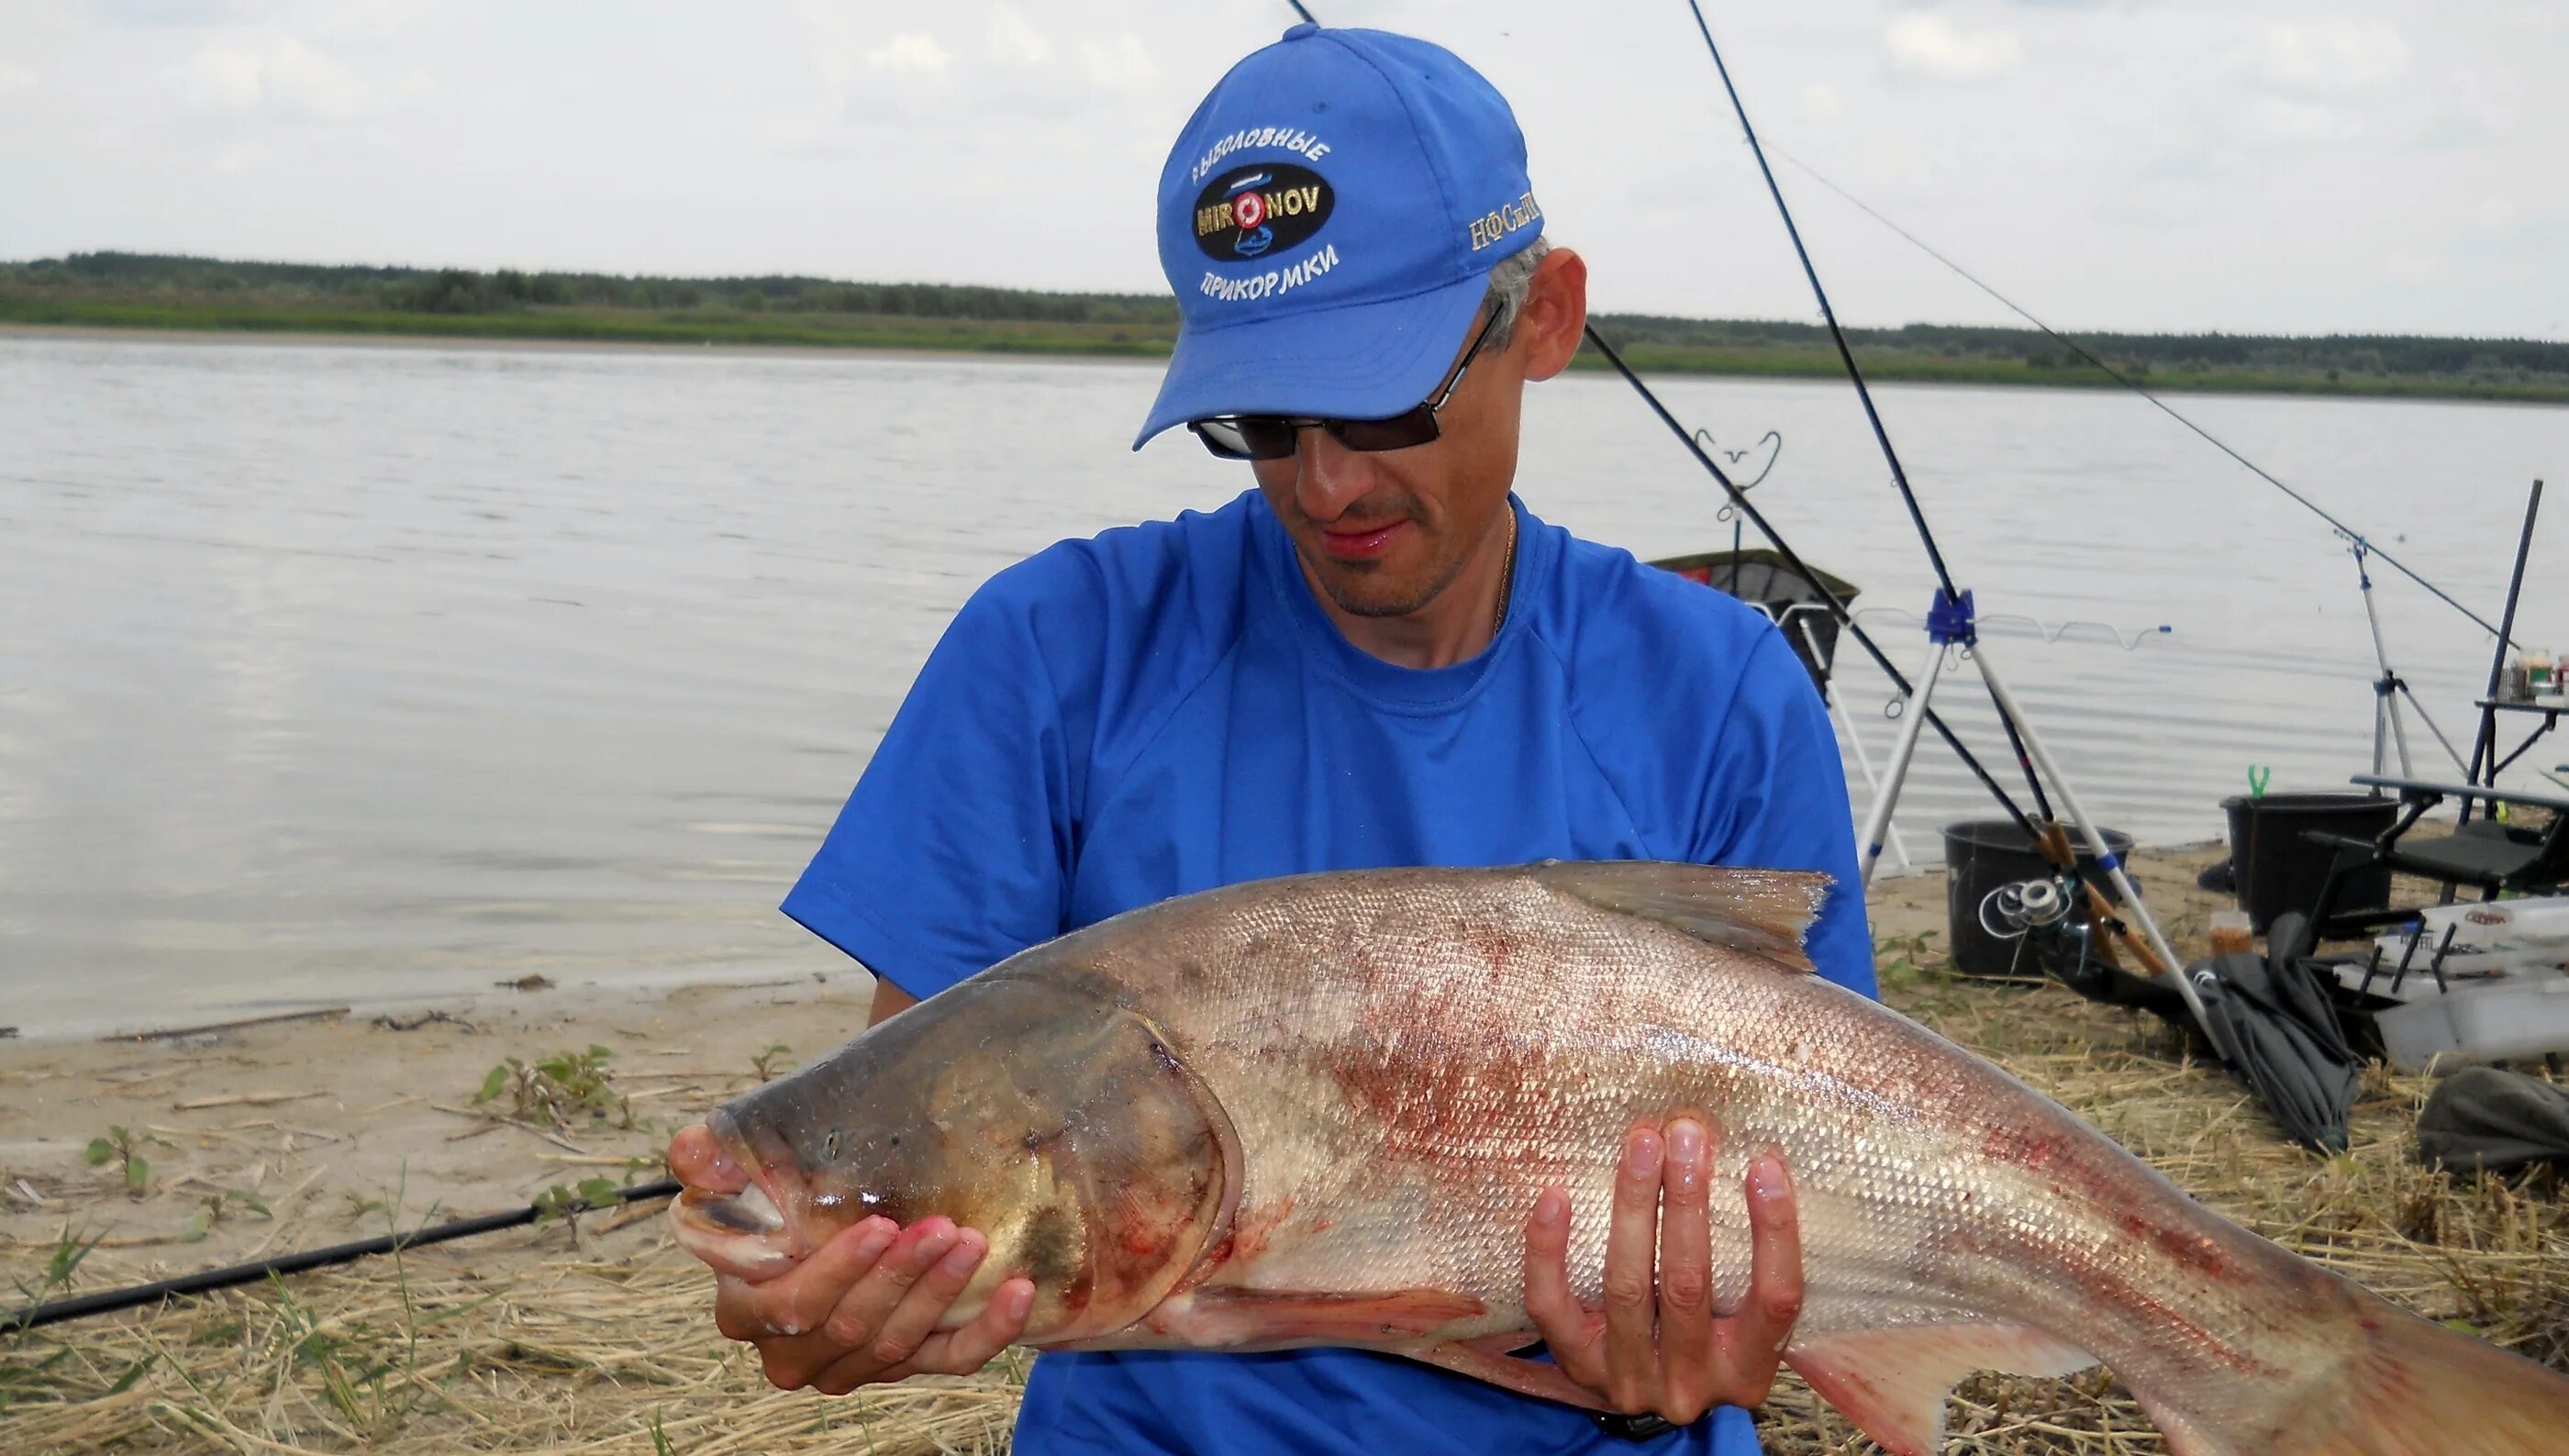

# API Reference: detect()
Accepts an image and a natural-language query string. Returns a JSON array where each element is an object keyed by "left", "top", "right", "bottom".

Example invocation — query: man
[{"left": 669, "top": 23, "right": 1874, "bottom": 1455}]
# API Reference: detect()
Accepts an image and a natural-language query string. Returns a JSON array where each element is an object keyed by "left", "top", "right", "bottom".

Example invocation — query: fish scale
[{"left": 673, "top": 861, "right": 2569, "bottom": 1455}]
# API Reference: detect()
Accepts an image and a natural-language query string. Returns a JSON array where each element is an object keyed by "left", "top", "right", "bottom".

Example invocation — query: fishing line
[
  {"left": 1751, "top": 143, "right": 2512, "bottom": 648},
  {"left": 6, "top": 1179, "right": 680, "bottom": 1332}
]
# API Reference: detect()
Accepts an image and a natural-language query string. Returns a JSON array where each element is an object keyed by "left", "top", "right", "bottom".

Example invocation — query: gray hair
[{"left": 1480, "top": 237, "right": 1553, "bottom": 350}]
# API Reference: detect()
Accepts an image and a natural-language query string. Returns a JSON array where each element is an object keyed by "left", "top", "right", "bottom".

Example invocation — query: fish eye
[{"left": 823, "top": 1128, "right": 841, "bottom": 1159}]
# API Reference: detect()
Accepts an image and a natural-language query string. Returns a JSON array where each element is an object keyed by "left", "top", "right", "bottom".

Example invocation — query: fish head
[{"left": 670, "top": 975, "right": 1240, "bottom": 1344}]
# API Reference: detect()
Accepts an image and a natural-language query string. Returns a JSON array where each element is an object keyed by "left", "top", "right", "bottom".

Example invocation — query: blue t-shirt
[{"left": 784, "top": 489, "right": 1874, "bottom": 1456}]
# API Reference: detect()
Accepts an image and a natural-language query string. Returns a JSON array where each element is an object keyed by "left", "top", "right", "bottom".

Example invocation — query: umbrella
[{"left": 2185, "top": 926, "right": 2363, "bottom": 1153}]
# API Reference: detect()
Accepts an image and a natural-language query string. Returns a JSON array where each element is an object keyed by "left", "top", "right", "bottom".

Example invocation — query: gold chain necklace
[{"left": 1491, "top": 511, "right": 1518, "bottom": 637}]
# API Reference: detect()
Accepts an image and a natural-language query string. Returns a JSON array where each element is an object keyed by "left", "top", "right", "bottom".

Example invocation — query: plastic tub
[
  {"left": 2221, "top": 792, "right": 2399, "bottom": 932},
  {"left": 1944, "top": 820, "right": 2136, "bottom": 980},
  {"left": 2376, "top": 974, "right": 2569, "bottom": 1073}
]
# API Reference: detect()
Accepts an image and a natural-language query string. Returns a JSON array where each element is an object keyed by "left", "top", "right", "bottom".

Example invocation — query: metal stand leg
[
  {"left": 1857, "top": 637, "right": 1947, "bottom": 889},
  {"left": 1796, "top": 613, "right": 1911, "bottom": 871},
  {"left": 1828, "top": 679, "right": 1912, "bottom": 872},
  {"left": 2356, "top": 546, "right": 2415, "bottom": 779}
]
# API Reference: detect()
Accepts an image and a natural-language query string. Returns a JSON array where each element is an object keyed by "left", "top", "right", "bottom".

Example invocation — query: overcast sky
[{"left": 2, "top": 0, "right": 2561, "bottom": 339}]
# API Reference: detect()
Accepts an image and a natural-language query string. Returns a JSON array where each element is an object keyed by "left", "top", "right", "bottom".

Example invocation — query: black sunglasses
[{"left": 1186, "top": 306, "right": 1504, "bottom": 461}]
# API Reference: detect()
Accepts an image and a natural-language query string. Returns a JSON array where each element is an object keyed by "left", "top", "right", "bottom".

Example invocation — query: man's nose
[{"left": 1293, "top": 428, "right": 1379, "bottom": 523}]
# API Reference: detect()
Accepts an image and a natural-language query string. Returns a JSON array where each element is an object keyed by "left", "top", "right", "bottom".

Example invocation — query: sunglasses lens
[
  {"left": 1191, "top": 417, "right": 1300, "bottom": 461},
  {"left": 1327, "top": 407, "right": 1440, "bottom": 453},
  {"left": 1188, "top": 419, "right": 1255, "bottom": 459}
]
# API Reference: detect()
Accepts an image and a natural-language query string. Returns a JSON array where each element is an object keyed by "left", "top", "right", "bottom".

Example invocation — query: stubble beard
[{"left": 1304, "top": 541, "right": 1474, "bottom": 619}]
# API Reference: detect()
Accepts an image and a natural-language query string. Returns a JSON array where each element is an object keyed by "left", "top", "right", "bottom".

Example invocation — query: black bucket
[
  {"left": 1944, "top": 819, "right": 2137, "bottom": 979},
  {"left": 2220, "top": 792, "right": 2397, "bottom": 932}
]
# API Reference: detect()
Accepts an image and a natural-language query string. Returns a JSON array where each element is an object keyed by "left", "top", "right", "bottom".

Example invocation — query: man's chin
[{"left": 1315, "top": 569, "right": 1438, "bottom": 619}]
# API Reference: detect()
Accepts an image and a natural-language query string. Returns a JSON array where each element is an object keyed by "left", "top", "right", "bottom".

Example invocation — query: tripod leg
[{"left": 1858, "top": 639, "right": 1946, "bottom": 889}]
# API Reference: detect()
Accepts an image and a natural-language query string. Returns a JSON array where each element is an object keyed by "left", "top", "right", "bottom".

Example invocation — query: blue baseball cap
[{"left": 1133, "top": 24, "right": 1545, "bottom": 450}]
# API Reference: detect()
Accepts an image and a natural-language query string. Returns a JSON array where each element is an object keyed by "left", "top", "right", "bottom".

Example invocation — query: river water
[{"left": 2, "top": 334, "right": 2561, "bottom": 1035}]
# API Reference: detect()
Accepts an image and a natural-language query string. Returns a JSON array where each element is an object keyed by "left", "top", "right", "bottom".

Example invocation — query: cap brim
[{"left": 1132, "top": 273, "right": 1490, "bottom": 450}]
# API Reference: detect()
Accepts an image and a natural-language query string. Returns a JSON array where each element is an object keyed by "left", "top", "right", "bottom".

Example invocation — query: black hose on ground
[{"left": 6, "top": 1178, "right": 682, "bottom": 1332}]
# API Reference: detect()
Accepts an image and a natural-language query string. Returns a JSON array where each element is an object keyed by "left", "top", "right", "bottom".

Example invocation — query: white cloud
[
  {"left": 1078, "top": 34, "right": 1158, "bottom": 93},
  {"left": 2258, "top": 19, "right": 2408, "bottom": 94},
  {"left": 1802, "top": 80, "right": 1842, "bottom": 118},
  {"left": 184, "top": 36, "right": 367, "bottom": 118},
  {"left": 2245, "top": 95, "right": 2358, "bottom": 148},
  {"left": 1885, "top": 15, "right": 2024, "bottom": 82},
  {"left": 0, "top": 62, "right": 37, "bottom": 100},
  {"left": 987, "top": 6, "right": 1051, "bottom": 66},
  {"left": 865, "top": 33, "right": 952, "bottom": 76}
]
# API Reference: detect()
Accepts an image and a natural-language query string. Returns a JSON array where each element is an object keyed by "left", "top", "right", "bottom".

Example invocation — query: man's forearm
[{"left": 868, "top": 979, "right": 919, "bottom": 1026}]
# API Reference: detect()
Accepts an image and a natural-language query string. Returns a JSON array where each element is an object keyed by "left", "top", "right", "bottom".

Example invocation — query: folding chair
[{"left": 2303, "top": 773, "right": 2569, "bottom": 942}]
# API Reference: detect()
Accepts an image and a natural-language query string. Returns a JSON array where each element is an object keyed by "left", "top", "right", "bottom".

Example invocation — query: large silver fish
[{"left": 672, "top": 862, "right": 2569, "bottom": 1455}]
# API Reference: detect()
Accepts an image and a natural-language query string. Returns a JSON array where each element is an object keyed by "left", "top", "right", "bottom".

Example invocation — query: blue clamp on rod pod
[{"left": 1926, "top": 587, "right": 1976, "bottom": 647}]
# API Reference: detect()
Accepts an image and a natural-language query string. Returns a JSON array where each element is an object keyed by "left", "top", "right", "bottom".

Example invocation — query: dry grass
[{"left": 7, "top": 944, "right": 2564, "bottom": 1454}]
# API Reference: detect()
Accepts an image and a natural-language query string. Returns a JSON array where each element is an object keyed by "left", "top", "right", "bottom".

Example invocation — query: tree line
[{"left": 7, "top": 250, "right": 2563, "bottom": 385}]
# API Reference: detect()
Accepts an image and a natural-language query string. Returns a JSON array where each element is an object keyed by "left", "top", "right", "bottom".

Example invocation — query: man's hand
[
  {"left": 1521, "top": 1116, "right": 1803, "bottom": 1425},
  {"left": 670, "top": 1124, "right": 1033, "bottom": 1393}
]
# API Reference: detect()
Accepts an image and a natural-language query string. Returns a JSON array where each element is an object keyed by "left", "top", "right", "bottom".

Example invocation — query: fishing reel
[
  {"left": 1978, "top": 874, "right": 2105, "bottom": 986},
  {"left": 1980, "top": 875, "right": 2074, "bottom": 939}
]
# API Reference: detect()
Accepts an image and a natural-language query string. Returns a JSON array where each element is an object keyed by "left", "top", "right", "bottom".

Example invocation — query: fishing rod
[
  {"left": 1758, "top": 142, "right": 2516, "bottom": 649},
  {"left": 6, "top": 1179, "right": 680, "bottom": 1332},
  {"left": 1679, "top": 2, "right": 2203, "bottom": 1019},
  {"left": 1674, "top": 0, "right": 2079, "bottom": 851}
]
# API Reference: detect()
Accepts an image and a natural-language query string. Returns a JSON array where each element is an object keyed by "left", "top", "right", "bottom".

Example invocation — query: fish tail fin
[{"left": 2144, "top": 1307, "right": 2569, "bottom": 1456}]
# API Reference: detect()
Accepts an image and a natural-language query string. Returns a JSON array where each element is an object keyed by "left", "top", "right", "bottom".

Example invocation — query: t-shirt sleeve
[
  {"left": 780, "top": 563, "right": 1084, "bottom": 1001},
  {"left": 1693, "top": 630, "right": 1878, "bottom": 999}
]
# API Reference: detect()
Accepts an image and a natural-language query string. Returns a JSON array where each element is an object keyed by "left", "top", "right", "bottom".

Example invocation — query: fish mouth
[{"left": 667, "top": 1123, "right": 811, "bottom": 1284}]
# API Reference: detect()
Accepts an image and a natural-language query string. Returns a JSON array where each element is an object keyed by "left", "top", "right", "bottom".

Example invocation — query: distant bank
[{"left": 7, "top": 251, "right": 2565, "bottom": 404}]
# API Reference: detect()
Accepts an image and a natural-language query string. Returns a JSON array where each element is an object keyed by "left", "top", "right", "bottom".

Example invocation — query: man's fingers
[
  {"left": 713, "top": 1217, "right": 895, "bottom": 1345},
  {"left": 1520, "top": 1186, "right": 1607, "bottom": 1385},
  {"left": 1600, "top": 1120, "right": 1664, "bottom": 1409},
  {"left": 908, "top": 1275, "right": 1039, "bottom": 1377},
  {"left": 819, "top": 1217, "right": 958, "bottom": 1349},
  {"left": 860, "top": 1229, "right": 988, "bottom": 1368},
  {"left": 773, "top": 1217, "right": 900, "bottom": 1335},
  {"left": 1720, "top": 1150, "right": 1803, "bottom": 1404},
  {"left": 808, "top": 1344, "right": 884, "bottom": 1396},
  {"left": 1655, "top": 1115, "right": 1717, "bottom": 1422}
]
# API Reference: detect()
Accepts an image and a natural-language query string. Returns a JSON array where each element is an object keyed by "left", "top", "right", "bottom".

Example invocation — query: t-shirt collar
[{"left": 1251, "top": 489, "right": 1535, "bottom": 711}]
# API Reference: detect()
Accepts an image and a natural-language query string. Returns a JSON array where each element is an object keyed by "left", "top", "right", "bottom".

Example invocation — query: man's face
[{"left": 1248, "top": 317, "right": 1529, "bottom": 620}]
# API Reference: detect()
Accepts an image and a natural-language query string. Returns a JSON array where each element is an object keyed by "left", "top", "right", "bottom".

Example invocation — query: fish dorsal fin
[
  {"left": 1532, "top": 861, "right": 1829, "bottom": 973},
  {"left": 1786, "top": 1321, "right": 2097, "bottom": 1455}
]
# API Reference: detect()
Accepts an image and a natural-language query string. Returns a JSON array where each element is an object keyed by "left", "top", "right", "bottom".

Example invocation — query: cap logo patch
[{"left": 1194, "top": 163, "right": 1334, "bottom": 261}]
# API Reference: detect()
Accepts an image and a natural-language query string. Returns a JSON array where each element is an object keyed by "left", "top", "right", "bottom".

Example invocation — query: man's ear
[{"left": 1516, "top": 248, "right": 1588, "bottom": 383}]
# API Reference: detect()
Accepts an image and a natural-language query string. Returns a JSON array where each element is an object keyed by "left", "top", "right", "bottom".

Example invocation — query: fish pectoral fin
[
  {"left": 1533, "top": 861, "right": 1826, "bottom": 972},
  {"left": 1133, "top": 1285, "right": 1490, "bottom": 1350},
  {"left": 1785, "top": 1321, "right": 2096, "bottom": 1456},
  {"left": 1417, "top": 1338, "right": 1611, "bottom": 1412}
]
